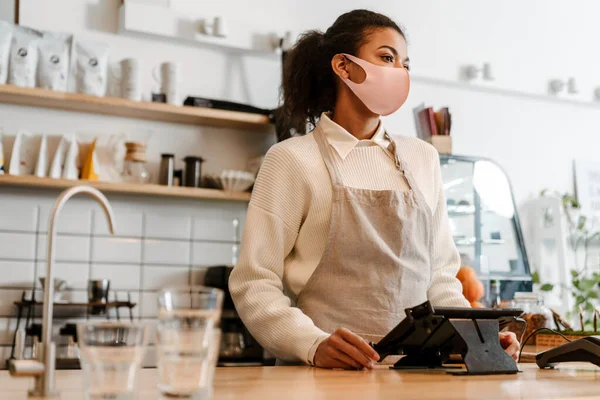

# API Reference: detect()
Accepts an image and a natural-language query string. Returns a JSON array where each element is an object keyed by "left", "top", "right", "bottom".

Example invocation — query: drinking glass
[
  {"left": 156, "top": 286, "right": 223, "bottom": 399},
  {"left": 77, "top": 321, "right": 148, "bottom": 400}
]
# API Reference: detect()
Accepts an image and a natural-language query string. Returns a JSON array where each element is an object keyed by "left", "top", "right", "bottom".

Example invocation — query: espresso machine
[{"left": 203, "top": 265, "right": 275, "bottom": 366}]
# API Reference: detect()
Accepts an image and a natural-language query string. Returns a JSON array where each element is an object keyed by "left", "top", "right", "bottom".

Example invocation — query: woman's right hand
[{"left": 313, "top": 328, "right": 380, "bottom": 369}]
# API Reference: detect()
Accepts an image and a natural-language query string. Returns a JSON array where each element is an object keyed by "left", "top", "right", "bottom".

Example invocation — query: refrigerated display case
[{"left": 439, "top": 154, "right": 532, "bottom": 301}]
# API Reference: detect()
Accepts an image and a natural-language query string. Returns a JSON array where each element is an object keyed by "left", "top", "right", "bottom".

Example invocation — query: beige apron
[{"left": 291, "top": 125, "right": 433, "bottom": 364}]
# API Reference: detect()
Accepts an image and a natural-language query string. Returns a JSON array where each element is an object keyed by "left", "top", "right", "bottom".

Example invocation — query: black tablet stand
[{"left": 371, "top": 301, "right": 523, "bottom": 375}]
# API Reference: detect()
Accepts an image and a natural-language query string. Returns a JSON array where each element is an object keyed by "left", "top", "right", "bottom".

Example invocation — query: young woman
[{"left": 229, "top": 9, "right": 519, "bottom": 369}]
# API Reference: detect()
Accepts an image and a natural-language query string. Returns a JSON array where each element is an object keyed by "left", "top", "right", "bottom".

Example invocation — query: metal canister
[
  {"left": 183, "top": 156, "right": 205, "bottom": 188},
  {"left": 159, "top": 153, "right": 175, "bottom": 186}
]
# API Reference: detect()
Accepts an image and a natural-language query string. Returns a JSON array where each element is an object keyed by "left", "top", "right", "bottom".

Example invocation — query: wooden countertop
[{"left": 2, "top": 364, "right": 600, "bottom": 399}]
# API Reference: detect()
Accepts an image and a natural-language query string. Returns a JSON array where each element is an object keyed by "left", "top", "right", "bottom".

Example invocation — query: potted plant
[{"left": 534, "top": 191, "right": 600, "bottom": 347}]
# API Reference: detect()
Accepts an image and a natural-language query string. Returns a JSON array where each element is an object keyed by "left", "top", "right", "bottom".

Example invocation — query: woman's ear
[
  {"left": 331, "top": 54, "right": 350, "bottom": 79},
  {"left": 331, "top": 54, "right": 366, "bottom": 83}
]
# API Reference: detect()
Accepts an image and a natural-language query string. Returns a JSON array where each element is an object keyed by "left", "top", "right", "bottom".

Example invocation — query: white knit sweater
[{"left": 229, "top": 114, "right": 469, "bottom": 364}]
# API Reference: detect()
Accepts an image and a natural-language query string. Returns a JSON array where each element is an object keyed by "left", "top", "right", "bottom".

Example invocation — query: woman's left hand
[{"left": 499, "top": 331, "right": 520, "bottom": 361}]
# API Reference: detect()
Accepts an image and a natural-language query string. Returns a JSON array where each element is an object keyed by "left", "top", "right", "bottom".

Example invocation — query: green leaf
[
  {"left": 572, "top": 270, "right": 580, "bottom": 278},
  {"left": 563, "top": 195, "right": 581, "bottom": 209},
  {"left": 573, "top": 280, "right": 582, "bottom": 290},
  {"left": 577, "top": 216, "right": 587, "bottom": 231},
  {"left": 581, "top": 279, "right": 597, "bottom": 291},
  {"left": 588, "top": 291, "right": 599, "bottom": 299},
  {"left": 540, "top": 283, "right": 554, "bottom": 291},
  {"left": 587, "top": 302, "right": 596, "bottom": 313},
  {"left": 532, "top": 271, "right": 540, "bottom": 284},
  {"left": 576, "top": 295, "right": 586, "bottom": 305},
  {"left": 594, "top": 273, "right": 600, "bottom": 281}
]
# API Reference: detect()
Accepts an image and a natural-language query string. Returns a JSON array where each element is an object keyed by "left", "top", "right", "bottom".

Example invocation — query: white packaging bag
[
  {"left": 62, "top": 134, "right": 79, "bottom": 180},
  {"left": 34, "top": 134, "right": 48, "bottom": 178},
  {"left": 90, "top": 133, "right": 126, "bottom": 182},
  {"left": 73, "top": 39, "right": 109, "bottom": 96},
  {"left": 0, "top": 22, "right": 14, "bottom": 85},
  {"left": 8, "top": 131, "right": 37, "bottom": 175},
  {"left": 8, "top": 26, "right": 42, "bottom": 88},
  {"left": 49, "top": 134, "right": 69, "bottom": 179},
  {"left": 37, "top": 32, "right": 72, "bottom": 92}
]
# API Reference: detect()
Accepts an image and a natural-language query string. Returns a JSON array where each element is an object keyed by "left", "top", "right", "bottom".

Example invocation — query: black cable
[{"left": 518, "top": 327, "right": 572, "bottom": 363}]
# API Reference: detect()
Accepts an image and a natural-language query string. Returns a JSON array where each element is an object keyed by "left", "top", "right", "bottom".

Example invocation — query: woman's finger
[
  {"left": 330, "top": 334, "right": 374, "bottom": 369},
  {"left": 505, "top": 340, "right": 520, "bottom": 360},
  {"left": 336, "top": 328, "right": 380, "bottom": 361},
  {"left": 328, "top": 346, "right": 364, "bottom": 369}
]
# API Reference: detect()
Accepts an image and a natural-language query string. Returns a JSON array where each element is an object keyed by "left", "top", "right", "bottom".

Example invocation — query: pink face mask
[{"left": 340, "top": 53, "right": 410, "bottom": 116}]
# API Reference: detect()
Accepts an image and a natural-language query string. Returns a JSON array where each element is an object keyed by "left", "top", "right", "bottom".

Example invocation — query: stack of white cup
[
  {"left": 119, "top": 58, "right": 142, "bottom": 101},
  {"left": 154, "top": 62, "right": 181, "bottom": 105}
]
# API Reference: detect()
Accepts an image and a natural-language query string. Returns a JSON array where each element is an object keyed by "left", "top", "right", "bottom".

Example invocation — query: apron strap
[
  {"left": 384, "top": 132, "right": 429, "bottom": 211},
  {"left": 314, "top": 124, "right": 344, "bottom": 187},
  {"left": 384, "top": 132, "right": 405, "bottom": 172}
]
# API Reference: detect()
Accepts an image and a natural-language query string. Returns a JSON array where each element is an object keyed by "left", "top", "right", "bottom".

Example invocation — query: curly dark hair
[{"left": 279, "top": 9, "right": 404, "bottom": 137}]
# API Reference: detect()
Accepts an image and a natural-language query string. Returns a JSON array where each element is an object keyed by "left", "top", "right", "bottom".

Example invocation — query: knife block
[{"left": 428, "top": 135, "right": 452, "bottom": 154}]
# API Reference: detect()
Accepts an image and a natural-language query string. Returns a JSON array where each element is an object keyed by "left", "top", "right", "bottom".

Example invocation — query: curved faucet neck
[{"left": 40, "top": 186, "right": 116, "bottom": 396}]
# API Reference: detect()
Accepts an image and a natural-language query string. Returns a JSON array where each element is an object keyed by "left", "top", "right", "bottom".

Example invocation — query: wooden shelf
[
  {"left": 0, "top": 175, "right": 252, "bottom": 202},
  {"left": 14, "top": 301, "right": 136, "bottom": 309},
  {"left": 0, "top": 85, "right": 272, "bottom": 129}
]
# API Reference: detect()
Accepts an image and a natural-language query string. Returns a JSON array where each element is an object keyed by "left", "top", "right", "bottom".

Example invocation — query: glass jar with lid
[
  {"left": 122, "top": 141, "right": 150, "bottom": 184},
  {"left": 510, "top": 292, "right": 552, "bottom": 345}
]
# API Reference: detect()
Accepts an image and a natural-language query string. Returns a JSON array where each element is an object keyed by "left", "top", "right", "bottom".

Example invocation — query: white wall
[{"left": 14, "top": 0, "right": 599, "bottom": 204}]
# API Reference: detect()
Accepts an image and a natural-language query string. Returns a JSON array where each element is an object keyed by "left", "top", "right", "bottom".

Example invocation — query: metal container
[
  {"left": 88, "top": 279, "right": 110, "bottom": 303},
  {"left": 183, "top": 156, "right": 204, "bottom": 188},
  {"left": 159, "top": 153, "right": 175, "bottom": 186}
]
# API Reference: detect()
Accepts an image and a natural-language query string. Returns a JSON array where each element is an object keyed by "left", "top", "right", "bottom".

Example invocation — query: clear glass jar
[
  {"left": 511, "top": 292, "right": 552, "bottom": 344},
  {"left": 122, "top": 159, "right": 150, "bottom": 184}
]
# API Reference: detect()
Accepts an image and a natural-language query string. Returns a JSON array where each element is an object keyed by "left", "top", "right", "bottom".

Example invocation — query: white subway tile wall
[
  {"left": 92, "top": 237, "right": 142, "bottom": 264},
  {"left": 90, "top": 264, "right": 141, "bottom": 291},
  {"left": 37, "top": 236, "right": 90, "bottom": 262},
  {"left": 0, "top": 196, "right": 38, "bottom": 232},
  {"left": 192, "top": 242, "right": 237, "bottom": 266},
  {"left": 0, "top": 261, "right": 35, "bottom": 287},
  {"left": 144, "top": 240, "right": 190, "bottom": 266},
  {"left": 93, "top": 208, "right": 143, "bottom": 237},
  {"left": 0, "top": 232, "right": 36, "bottom": 260},
  {"left": 38, "top": 201, "right": 93, "bottom": 234},
  {"left": 36, "top": 262, "right": 89, "bottom": 290},
  {"left": 145, "top": 214, "right": 191, "bottom": 240},
  {"left": 142, "top": 266, "right": 189, "bottom": 291},
  {"left": 0, "top": 189, "right": 247, "bottom": 368}
]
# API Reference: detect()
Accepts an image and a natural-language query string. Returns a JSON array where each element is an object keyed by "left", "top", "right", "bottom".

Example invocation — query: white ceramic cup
[
  {"left": 153, "top": 62, "right": 181, "bottom": 95},
  {"left": 113, "top": 58, "right": 142, "bottom": 101}
]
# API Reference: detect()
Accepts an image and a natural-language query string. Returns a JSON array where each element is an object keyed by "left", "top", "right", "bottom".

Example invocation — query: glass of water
[
  {"left": 157, "top": 286, "right": 223, "bottom": 399},
  {"left": 77, "top": 321, "right": 148, "bottom": 400}
]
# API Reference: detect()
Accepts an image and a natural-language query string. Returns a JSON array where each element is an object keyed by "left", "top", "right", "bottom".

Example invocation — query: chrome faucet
[{"left": 9, "top": 186, "right": 116, "bottom": 398}]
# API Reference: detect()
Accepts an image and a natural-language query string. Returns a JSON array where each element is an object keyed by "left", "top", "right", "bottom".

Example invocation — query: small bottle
[{"left": 490, "top": 280, "right": 502, "bottom": 309}]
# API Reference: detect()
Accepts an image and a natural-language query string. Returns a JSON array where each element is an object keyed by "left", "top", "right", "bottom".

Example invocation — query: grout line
[
  {"left": 0, "top": 259, "right": 207, "bottom": 268},
  {"left": 88, "top": 209, "right": 95, "bottom": 302},
  {"left": 0, "top": 287, "right": 204, "bottom": 294},
  {"left": 139, "top": 213, "right": 146, "bottom": 320},
  {"left": 188, "top": 216, "right": 194, "bottom": 285},
  {"left": 0, "top": 228, "right": 240, "bottom": 244},
  {"left": 32, "top": 205, "right": 41, "bottom": 294}
]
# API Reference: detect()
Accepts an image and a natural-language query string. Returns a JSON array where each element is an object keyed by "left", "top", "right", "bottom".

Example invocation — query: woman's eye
[
  {"left": 404, "top": 64, "right": 411, "bottom": 72},
  {"left": 381, "top": 55, "right": 394, "bottom": 63}
]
